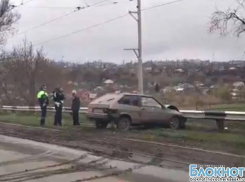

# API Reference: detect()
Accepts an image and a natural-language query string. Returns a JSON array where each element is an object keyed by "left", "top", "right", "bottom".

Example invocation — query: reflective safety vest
[{"left": 37, "top": 91, "right": 48, "bottom": 99}]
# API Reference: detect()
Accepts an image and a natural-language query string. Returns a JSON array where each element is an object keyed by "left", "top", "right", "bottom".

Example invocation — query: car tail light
[{"left": 88, "top": 107, "right": 93, "bottom": 113}]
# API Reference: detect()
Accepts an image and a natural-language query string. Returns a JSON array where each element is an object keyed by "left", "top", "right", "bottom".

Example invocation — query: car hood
[{"left": 166, "top": 108, "right": 184, "bottom": 116}]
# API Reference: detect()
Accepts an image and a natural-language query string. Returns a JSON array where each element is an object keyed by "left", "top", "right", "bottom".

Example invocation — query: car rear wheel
[
  {"left": 180, "top": 121, "right": 186, "bottom": 129},
  {"left": 169, "top": 116, "right": 181, "bottom": 130},
  {"left": 117, "top": 116, "right": 131, "bottom": 131},
  {"left": 95, "top": 120, "right": 108, "bottom": 129}
]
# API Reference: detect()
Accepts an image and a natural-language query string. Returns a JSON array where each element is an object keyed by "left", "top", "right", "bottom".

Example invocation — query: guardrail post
[{"left": 216, "top": 119, "right": 224, "bottom": 132}]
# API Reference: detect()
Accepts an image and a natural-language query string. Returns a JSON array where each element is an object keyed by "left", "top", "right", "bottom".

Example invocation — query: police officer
[
  {"left": 37, "top": 84, "right": 49, "bottom": 126},
  {"left": 71, "top": 90, "right": 80, "bottom": 126},
  {"left": 52, "top": 87, "right": 65, "bottom": 126}
]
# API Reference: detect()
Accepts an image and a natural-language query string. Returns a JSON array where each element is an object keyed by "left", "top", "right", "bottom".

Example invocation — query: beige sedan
[{"left": 87, "top": 93, "right": 186, "bottom": 130}]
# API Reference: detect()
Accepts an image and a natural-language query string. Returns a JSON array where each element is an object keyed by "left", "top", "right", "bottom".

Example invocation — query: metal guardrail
[
  {"left": 181, "top": 110, "right": 245, "bottom": 131},
  {"left": 1, "top": 106, "right": 87, "bottom": 114},
  {"left": 180, "top": 110, "right": 245, "bottom": 121},
  {"left": 2, "top": 106, "right": 245, "bottom": 131}
]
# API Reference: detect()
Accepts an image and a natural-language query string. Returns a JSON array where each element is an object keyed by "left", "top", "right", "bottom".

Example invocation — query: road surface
[{"left": 0, "top": 135, "right": 189, "bottom": 182}]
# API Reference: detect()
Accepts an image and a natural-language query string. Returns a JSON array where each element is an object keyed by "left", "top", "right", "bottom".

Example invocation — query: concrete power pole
[{"left": 125, "top": 0, "right": 143, "bottom": 94}]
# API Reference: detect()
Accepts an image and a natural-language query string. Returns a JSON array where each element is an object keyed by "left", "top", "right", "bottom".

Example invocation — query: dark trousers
[
  {"left": 54, "top": 104, "right": 63, "bottom": 126},
  {"left": 72, "top": 110, "right": 80, "bottom": 126},
  {"left": 40, "top": 105, "right": 47, "bottom": 126}
]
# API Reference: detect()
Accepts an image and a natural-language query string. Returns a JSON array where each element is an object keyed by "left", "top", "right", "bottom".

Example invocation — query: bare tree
[
  {"left": 210, "top": 0, "right": 245, "bottom": 36},
  {"left": 0, "top": 0, "right": 20, "bottom": 44},
  {"left": 0, "top": 39, "right": 66, "bottom": 106}
]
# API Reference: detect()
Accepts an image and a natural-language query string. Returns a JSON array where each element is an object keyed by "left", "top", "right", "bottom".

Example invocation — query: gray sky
[{"left": 6, "top": 0, "right": 245, "bottom": 63}]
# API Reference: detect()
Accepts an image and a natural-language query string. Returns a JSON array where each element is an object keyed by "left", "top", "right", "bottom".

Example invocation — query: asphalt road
[{"left": 0, "top": 135, "right": 189, "bottom": 182}]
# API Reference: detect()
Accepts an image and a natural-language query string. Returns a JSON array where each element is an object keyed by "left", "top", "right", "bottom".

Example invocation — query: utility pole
[{"left": 125, "top": 0, "right": 143, "bottom": 94}]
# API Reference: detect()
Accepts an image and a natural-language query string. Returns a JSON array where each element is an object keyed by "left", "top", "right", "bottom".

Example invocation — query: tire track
[
  {"left": 0, "top": 155, "right": 116, "bottom": 182},
  {"left": 0, "top": 150, "right": 55, "bottom": 167}
]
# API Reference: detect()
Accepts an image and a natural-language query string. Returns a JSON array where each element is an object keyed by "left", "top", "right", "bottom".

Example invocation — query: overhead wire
[
  {"left": 83, "top": 0, "right": 89, "bottom": 7},
  {"left": 14, "top": 1, "right": 118, "bottom": 10},
  {"left": 33, "top": 14, "right": 129, "bottom": 46},
  {"left": 32, "top": 0, "right": 186, "bottom": 46},
  {"left": 16, "top": 8, "right": 81, "bottom": 36},
  {"left": 17, "top": 6, "right": 79, "bottom": 9},
  {"left": 142, "top": 0, "right": 185, "bottom": 11},
  {"left": 14, "top": 0, "right": 111, "bottom": 36},
  {"left": 11, "top": 0, "right": 36, "bottom": 9}
]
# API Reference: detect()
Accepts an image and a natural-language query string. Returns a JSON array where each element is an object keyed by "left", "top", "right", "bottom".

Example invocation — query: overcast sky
[{"left": 6, "top": 0, "right": 245, "bottom": 63}]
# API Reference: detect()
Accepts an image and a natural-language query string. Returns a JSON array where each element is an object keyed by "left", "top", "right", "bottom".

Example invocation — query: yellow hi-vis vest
[{"left": 37, "top": 91, "right": 48, "bottom": 99}]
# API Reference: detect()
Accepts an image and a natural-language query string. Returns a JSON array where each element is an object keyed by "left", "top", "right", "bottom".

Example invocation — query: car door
[
  {"left": 140, "top": 97, "right": 164, "bottom": 123},
  {"left": 118, "top": 95, "right": 141, "bottom": 124}
]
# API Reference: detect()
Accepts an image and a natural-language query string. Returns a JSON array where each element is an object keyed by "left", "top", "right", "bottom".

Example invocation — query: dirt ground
[{"left": 0, "top": 122, "right": 244, "bottom": 169}]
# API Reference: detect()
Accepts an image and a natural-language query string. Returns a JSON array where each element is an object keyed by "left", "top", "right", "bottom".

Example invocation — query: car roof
[
  {"left": 102, "top": 93, "right": 152, "bottom": 97},
  {"left": 91, "top": 93, "right": 153, "bottom": 104},
  {"left": 121, "top": 93, "right": 153, "bottom": 97}
]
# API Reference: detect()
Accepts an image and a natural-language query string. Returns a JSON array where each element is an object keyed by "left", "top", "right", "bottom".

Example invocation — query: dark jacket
[
  {"left": 72, "top": 96, "right": 80, "bottom": 111},
  {"left": 52, "top": 90, "right": 65, "bottom": 104}
]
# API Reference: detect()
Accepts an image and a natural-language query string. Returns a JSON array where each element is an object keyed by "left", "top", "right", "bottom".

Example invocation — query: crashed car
[{"left": 86, "top": 93, "right": 186, "bottom": 130}]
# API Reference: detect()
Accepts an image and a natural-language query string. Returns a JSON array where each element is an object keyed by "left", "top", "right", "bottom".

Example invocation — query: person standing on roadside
[
  {"left": 37, "top": 84, "right": 49, "bottom": 126},
  {"left": 52, "top": 87, "right": 65, "bottom": 126},
  {"left": 71, "top": 90, "right": 81, "bottom": 126}
]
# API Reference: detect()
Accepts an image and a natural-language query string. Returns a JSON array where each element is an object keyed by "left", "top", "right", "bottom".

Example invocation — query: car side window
[
  {"left": 118, "top": 96, "right": 139, "bottom": 107},
  {"left": 141, "top": 97, "right": 162, "bottom": 108}
]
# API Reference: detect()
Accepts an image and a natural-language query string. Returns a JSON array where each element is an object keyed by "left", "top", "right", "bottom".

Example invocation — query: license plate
[{"left": 93, "top": 109, "right": 104, "bottom": 113}]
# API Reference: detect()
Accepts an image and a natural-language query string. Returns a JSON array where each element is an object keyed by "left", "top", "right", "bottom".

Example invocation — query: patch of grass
[
  {"left": 0, "top": 112, "right": 89, "bottom": 127},
  {"left": 1, "top": 112, "right": 245, "bottom": 154},
  {"left": 140, "top": 127, "right": 245, "bottom": 154},
  {"left": 207, "top": 103, "right": 245, "bottom": 111}
]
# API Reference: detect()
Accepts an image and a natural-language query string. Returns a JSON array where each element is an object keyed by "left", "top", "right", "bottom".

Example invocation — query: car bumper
[{"left": 86, "top": 112, "right": 119, "bottom": 121}]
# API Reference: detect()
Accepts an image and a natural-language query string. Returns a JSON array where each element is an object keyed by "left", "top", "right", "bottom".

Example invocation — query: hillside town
[{"left": 2, "top": 54, "right": 245, "bottom": 108}]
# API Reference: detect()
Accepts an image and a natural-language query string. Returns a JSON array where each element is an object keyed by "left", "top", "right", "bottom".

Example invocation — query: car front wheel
[
  {"left": 169, "top": 117, "right": 181, "bottom": 130},
  {"left": 117, "top": 116, "right": 131, "bottom": 131},
  {"left": 95, "top": 120, "right": 108, "bottom": 129}
]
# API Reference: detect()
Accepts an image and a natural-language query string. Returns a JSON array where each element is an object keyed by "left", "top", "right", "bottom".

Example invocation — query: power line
[
  {"left": 15, "top": 0, "right": 111, "bottom": 36},
  {"left": 33, "top": 14, "right": 129, "bottom": 46},
  {"left": 83, "top": 0, "right": 89, "bottom": 7},
  {"left": 24, "top": 0, "right": 35, "bottom": 4},
  {"left": 11, "top": 0, "right": 36, "bottom": 9},
  {"left": 18, "top": 1, "right": 117, "bottom": 10},
  {"left": 33, "top": 0, "right": 186, "bottom": 46},
  {"left": 142, "top": 0, "right": 185, "bottom": 11},
  {"left": 19, "top": 6, "right": 78, "bottom": 9},
  {"left": 16, "top": 9, "right": 81, "bottom": 36}
]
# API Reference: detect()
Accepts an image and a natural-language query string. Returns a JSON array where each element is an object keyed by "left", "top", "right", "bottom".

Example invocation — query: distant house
[
  {"left": 163, "top": 86, "right": 174, "bottom": 93},
  {"left": 233, "top": 81, "right": 245, "bottom": 88},
  {"left": 194, "top": 82, "right": 204, "bottom": 87},
  {"left": 210, "top": 85, "right": 218, "bottom": 89},
  {"left": 175, "top": 68, "right": 184, "bottom": 73},
  {"left": 144, "top": 67, "right": 152, "bottom": 71},
  {"left": 175, "top": 87, "right": 184, "bottom": 92},
  {"left": 104, "top": 79, "right": 114, "bottom": 84},
  {"left": 94, "top": 86, "right": 104, "bottom": 92},
  {"left": 229, "top": 67, "right": 237, "bottom": 71},
  {"left": 172, "top": 83, "right": 194, "bottom": 92}
]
